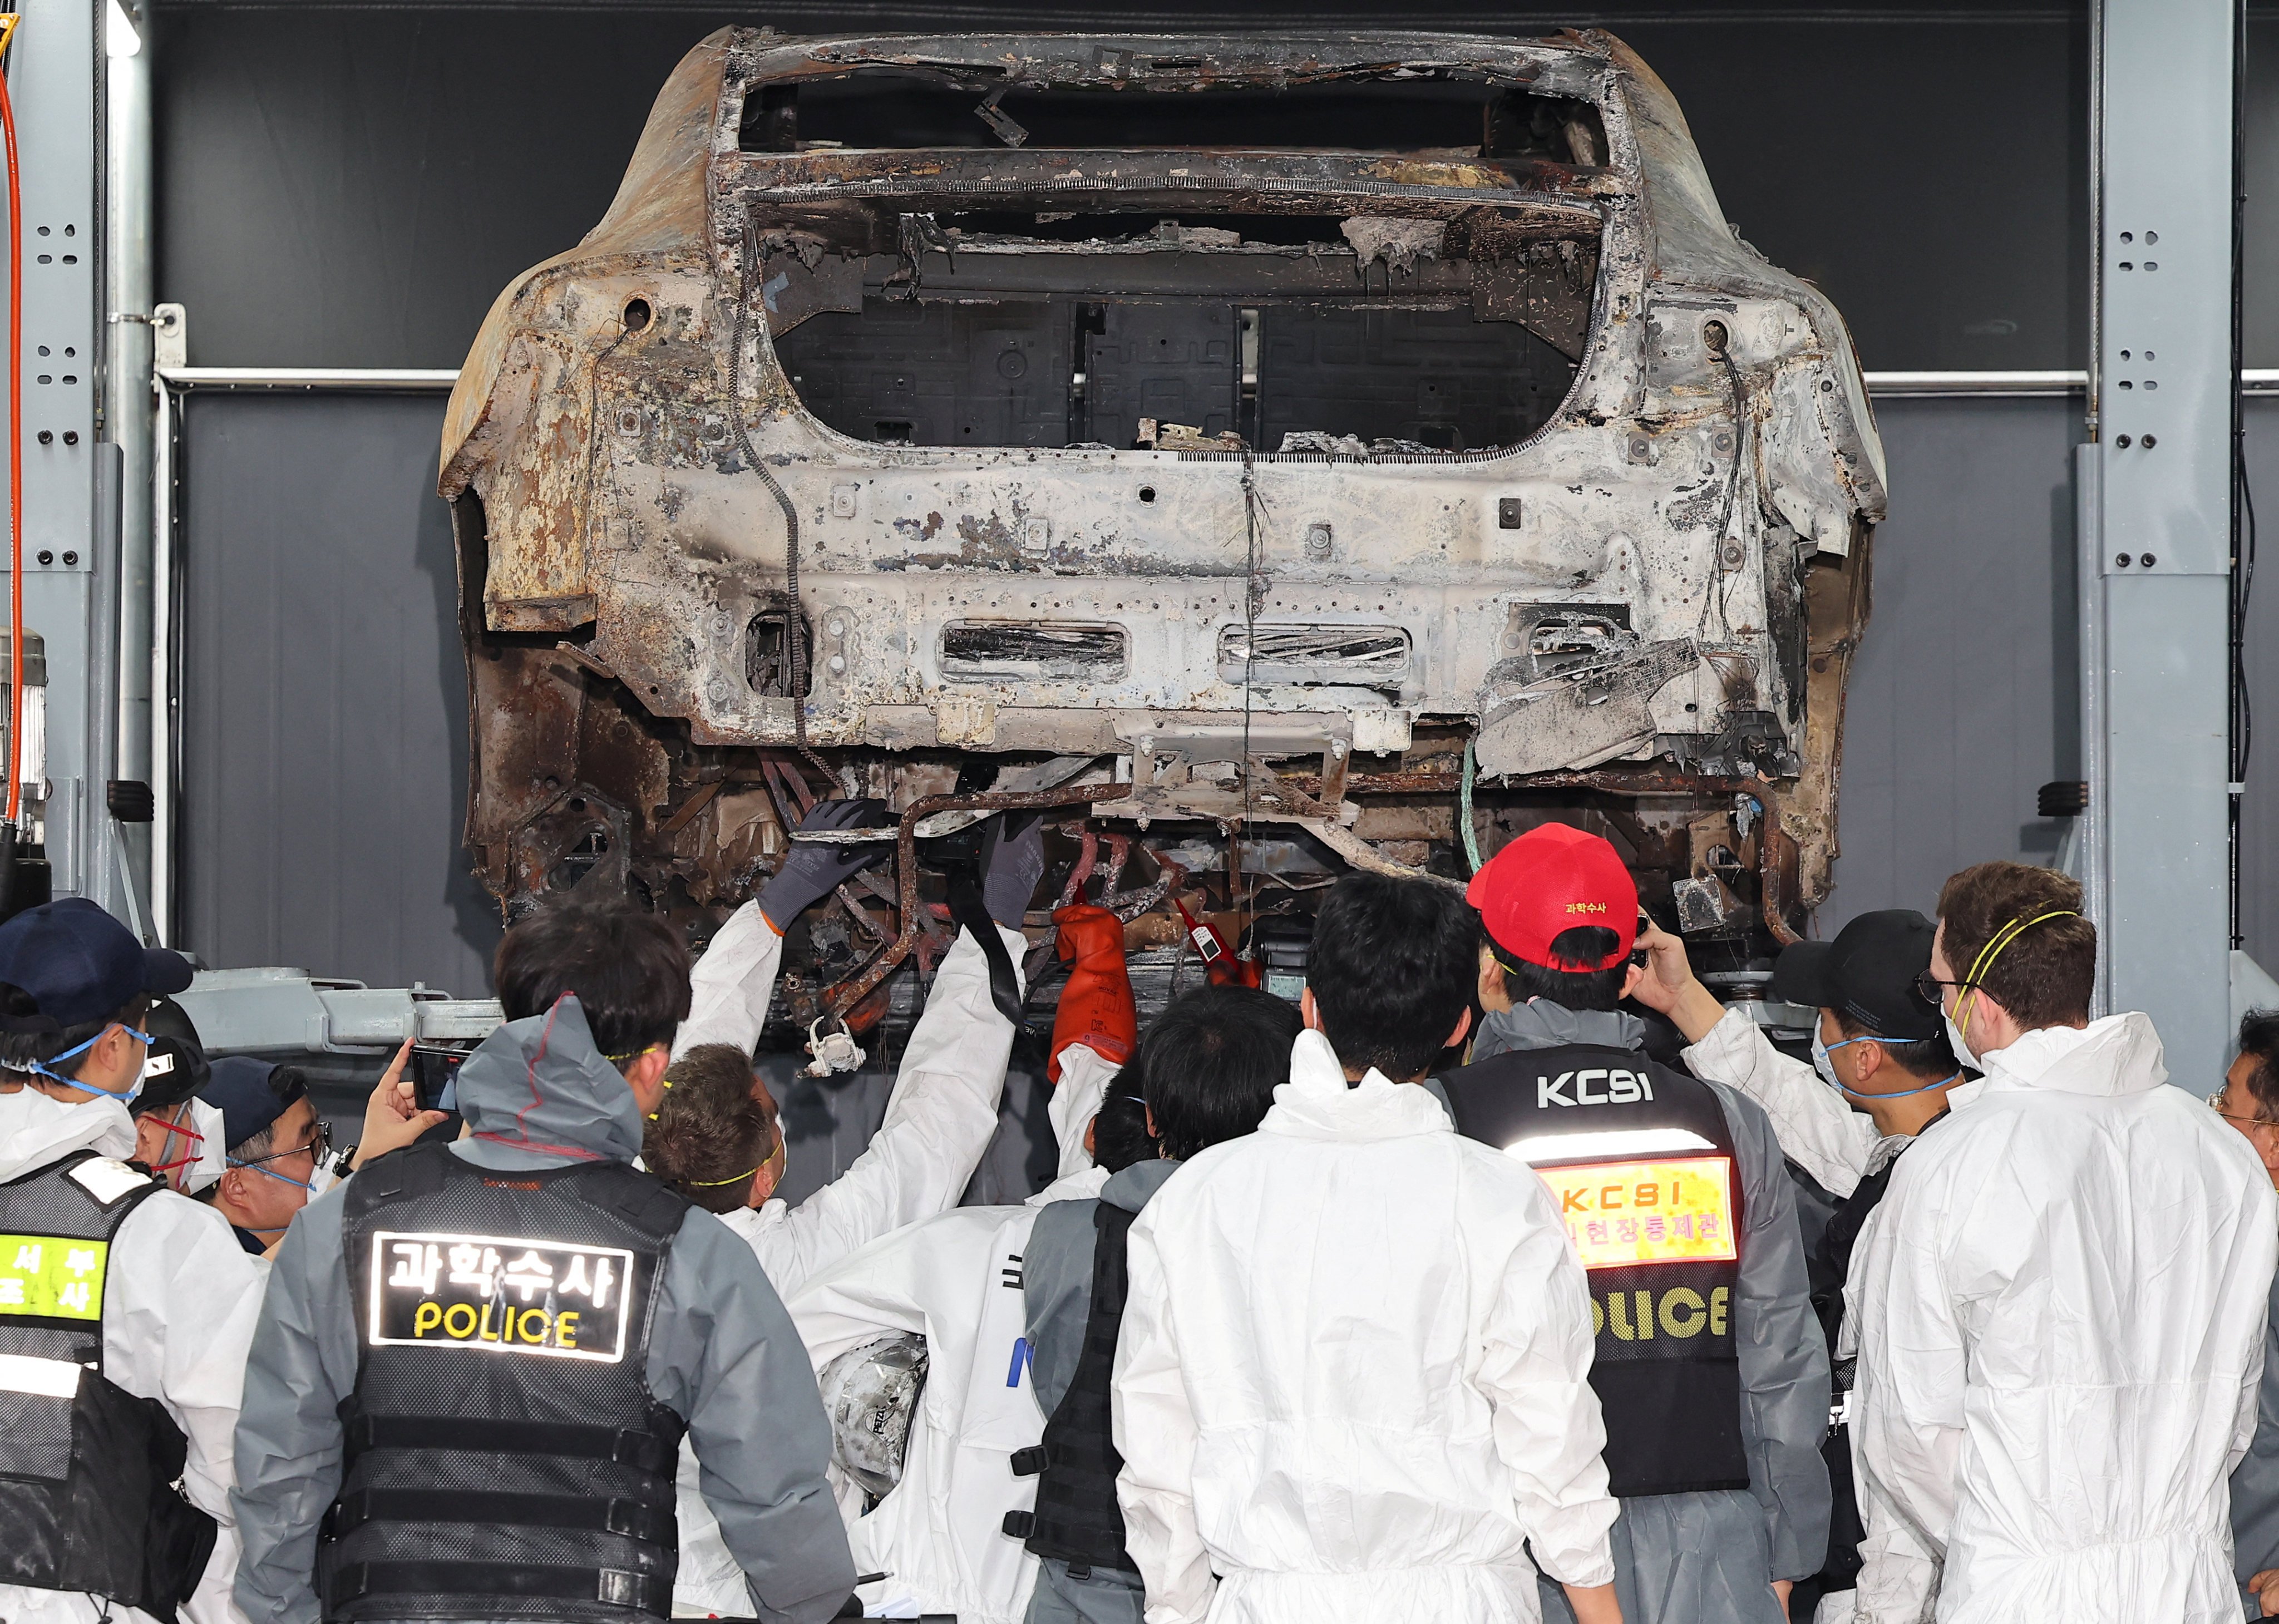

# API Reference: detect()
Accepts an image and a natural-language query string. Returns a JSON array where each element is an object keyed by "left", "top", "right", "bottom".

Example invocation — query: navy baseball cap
[
  {"left": 204, "top": 1056, "right": 305, "bottom": 1153},
  {"left": 0, "top": 898, "right": 193, "bottom": 1030},
  {"left": 1770, "top": 909, "right": 1943, "bottom": 1041}
]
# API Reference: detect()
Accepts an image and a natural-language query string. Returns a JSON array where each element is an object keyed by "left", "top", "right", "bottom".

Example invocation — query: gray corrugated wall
[
  {"left": 175, "top": 393, "right": 2279, "bottom": 991},
  {"left": 177, "top": 393, "right": 501, "bottom": 995}
]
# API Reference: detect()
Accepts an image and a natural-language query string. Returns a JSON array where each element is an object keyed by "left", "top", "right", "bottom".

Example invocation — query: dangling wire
[
  {"left": 0, "top": 14, "right": 23, "bottom": 827},
  {"left": 1235, "top": 447, "right": 1266, "bottom": 927},
  {"left": 727, "top": 218, "right": 837, "bottom": 789},
  {"left": 1694, "top": 349, "right": 1747, "bottom": 653}
]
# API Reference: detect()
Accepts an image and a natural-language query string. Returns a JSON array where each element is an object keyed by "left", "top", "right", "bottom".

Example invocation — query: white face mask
[
  {"left": 181, "top": 1098, "right": 226, "bottom": 1194},
  {"left": 1945, "top": 1009, "right": 1979, "bottom": 1071},
  {"left": 1812, "top": 1028, "right": 1843, "bottom": 1091},
  {"left": 305, "top": 1152, "right": 343, "bottom": 1200}
]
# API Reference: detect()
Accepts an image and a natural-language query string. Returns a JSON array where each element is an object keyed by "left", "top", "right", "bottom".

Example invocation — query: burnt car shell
[{"left": 440, "top": 28, "right": 1886, "bottom": 1018}]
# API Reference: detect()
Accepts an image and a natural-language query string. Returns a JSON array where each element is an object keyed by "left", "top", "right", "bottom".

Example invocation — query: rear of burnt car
[{"left": 438, "top": 28, "right": 1885, "bottom": 1037}]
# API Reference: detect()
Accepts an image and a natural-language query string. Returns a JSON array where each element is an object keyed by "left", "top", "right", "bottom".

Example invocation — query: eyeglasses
[
  {"left": 2208, "top": 1092, "right": 2273, "bottom": 1129},
  {"left": 1913, "top": 971, "right": 1966, "bottom": 1005},
  {"left": 235, "top": 1117, "right": 333, "bottom": 1168}
]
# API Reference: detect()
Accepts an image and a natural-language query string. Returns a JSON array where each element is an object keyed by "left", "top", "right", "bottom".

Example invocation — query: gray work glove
[
  {"left": 980, "top": 812, "right": 1047, "bottom": 931},
  {"left": 758, "top": 799, "right": 892, "bottom": 930}
]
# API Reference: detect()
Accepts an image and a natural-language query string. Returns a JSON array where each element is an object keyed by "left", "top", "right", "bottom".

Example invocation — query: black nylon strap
[
  {"left": 329, "top": 1488, "right": 672, "bottom": 1545},
  {"left": 343, "top": 1414, "right": 677, "bottom": 1477},
  {"left": 327, "top": 1561, "right": 670, "bottom": 1615},
  {"left": 943, "top": 860, "right": 1022, "bottom": 1024}
]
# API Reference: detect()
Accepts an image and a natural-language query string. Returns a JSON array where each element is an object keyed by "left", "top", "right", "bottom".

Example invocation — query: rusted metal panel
[{"left": 444, "top": 26, "right": 1885, "bottom": 970}]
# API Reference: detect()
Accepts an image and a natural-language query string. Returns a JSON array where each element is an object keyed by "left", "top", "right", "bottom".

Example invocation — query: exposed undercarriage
[{"left": 441, "top": 27, "right": 1887, "bottom": 1044}]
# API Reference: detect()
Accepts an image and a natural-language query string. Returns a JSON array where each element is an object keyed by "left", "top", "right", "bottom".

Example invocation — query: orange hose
[{"left": 0, "top": 25, "right": 20, "bottom": 826}]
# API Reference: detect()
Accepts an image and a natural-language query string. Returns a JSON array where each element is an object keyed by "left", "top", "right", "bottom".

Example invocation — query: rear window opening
[
  {"left": 741, "top": 68, "right": 1605, "bottom": 166},
  {"left": 771, "top": 215, "right": 1598, "bottom": 455}
]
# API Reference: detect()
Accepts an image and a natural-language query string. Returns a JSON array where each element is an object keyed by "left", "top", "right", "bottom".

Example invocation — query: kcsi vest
[
  {"left": 1440, "top": 1042, "right": 1750, "bottom": 1497},
  {"left": 0, "top": 1147, "right": 217, "bottom": 1622},
  {"left": 323, "top": 1143, "right": 691, "bottom": 1623}
]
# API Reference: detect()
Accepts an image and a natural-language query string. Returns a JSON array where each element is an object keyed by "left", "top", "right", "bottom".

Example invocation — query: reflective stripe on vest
[
  {"left": 0, "top": 1148, "right": 216, "bottom": 1622},
  {"left": 1439, "top": 1043, "right": 1751, "bottom": 1497}
]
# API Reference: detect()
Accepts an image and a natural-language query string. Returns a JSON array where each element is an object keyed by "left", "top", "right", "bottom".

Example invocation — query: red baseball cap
[{"left": 1467, "top": 823, "right": 1639, "bottom": 971}]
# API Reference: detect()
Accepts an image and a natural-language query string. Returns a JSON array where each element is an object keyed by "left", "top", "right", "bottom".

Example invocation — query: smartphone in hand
[{"left": 410, "top": 1043, "right": 473, "bottom": 1143}]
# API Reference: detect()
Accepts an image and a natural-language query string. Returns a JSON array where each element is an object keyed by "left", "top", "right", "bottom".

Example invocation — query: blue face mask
[
  {"left": 30, "top": 1024, "right": 154, "bottom": 1101},
  {"left": 228, "top": 1159, "right": 314, "bottom": 1192},
  {"left": 1813, "top": 1029, "right": 1959, "bottom": 1102}
]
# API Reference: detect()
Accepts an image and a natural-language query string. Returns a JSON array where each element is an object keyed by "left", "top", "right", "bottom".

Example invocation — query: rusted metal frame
[
  {"left": 824, "top": 781, "right": 1133, "bottom": 1018},
  {"left": 1757, "top": 806, "right": 1804, "bottom": 948},
  {"left": 1279, "top": 767, "right": 1770, "bottom": 798},
  {"left": 1053, "top": 823, "right": 1101, "bottom": 910},
  {"left": 1098, "top": 849, "right": 1187, "bottom": 921},
  {"left": 748, "top": 753, "right": 890, "bottom": 946},
  {"left": 657, "top": 779, "right": 723, "bottom": 838}
]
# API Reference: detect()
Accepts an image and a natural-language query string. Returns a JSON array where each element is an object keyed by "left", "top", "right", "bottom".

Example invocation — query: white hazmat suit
[
  {"left": 778, "top": 1042, "right": 1120, "bottom": 1624},
  {"left": 669, "top": 905, "right": 1039, "bottom": 1614},
  {"left": 1849, "top": 1011, "right": 2278, "bottom": 1623},
  {"left": 1112, "top": 1029, "right": 1619, "bottom": 1624}
]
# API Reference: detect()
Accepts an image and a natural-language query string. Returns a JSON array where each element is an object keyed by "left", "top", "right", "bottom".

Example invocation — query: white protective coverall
[
  {"left": 775, "top": 1041, "right": 1121, "bottom": 1624},
  {"left": 0, "top": 1085, "right": 267, "bottom": 1624},
  {"left": 1849, "top": 1011, "right": 2279, "bottom": 1624},
  {"left": 1112, "top": 1029, "right": 1619, "bottom": 1624},
  {"left": 670, "top": 906, "right": 1046, "bottom": 1614},
  {"left": 1680, "top": 1006, "right": 1912, "bottom": 1624}
]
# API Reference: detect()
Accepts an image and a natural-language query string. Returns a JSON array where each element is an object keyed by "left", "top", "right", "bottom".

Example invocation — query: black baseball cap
[
  {"left": 0, "top": 898, "right": 194, "bottom": 1030},
  {"left": 204, "top": 1056, "right": 305, "bottom": 1154},
  {"left": 1770, "top": 909, "right": 1943, "bottom": 1041}
]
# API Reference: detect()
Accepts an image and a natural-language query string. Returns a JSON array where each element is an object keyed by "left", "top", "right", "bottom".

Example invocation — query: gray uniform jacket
[
  {"left": 2230, "top": 1262, "right": 2279, "bottom": 1620},
  {"left": 1461, "top": 1001, "right": 1832, "bottom": 1624},
  {"left": 230, "top": 997, "right": 857, "bottom": 1624},
  {"left": 1018, "top": 1158, "right": 1182, "bottom": 1624}
]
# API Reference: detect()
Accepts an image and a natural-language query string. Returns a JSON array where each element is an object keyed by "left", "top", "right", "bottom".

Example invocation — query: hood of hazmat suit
[
  {"left": 1109, "top": 1029, "right": 1619, "bottom": 1624},
  {"left": 1849, "top": 1011, "right": 2279, "bottom": 1624}
]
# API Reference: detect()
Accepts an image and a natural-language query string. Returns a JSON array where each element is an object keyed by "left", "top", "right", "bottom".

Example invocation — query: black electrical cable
[
  {"left": 1696, "top": 344, "right": 1746, "bottom": 651},
  {"left": 729, "top": 221, "right": 836, "bottom": 789},
  {"left": 2231, "top": 0, "right": 2252, "bottom": 950},
  {"left": 1235, "top": 445, "right": 1263, "bottom": 932}
]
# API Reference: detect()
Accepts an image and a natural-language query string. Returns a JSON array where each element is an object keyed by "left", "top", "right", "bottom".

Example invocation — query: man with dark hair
[
  {"left": 1299, "top": 867, "right": 1479, "bottom": 1080},
  {"left": 1631, "top": 909, "right": 1959, "bottom": 1619},
  {"left": 1850, "top": 862, "right": 2276, "bottom": 1624},
  {"left": 1435, "top": 823, "right": 1828, "bottom": 1624},
  {"left": 2218, "top": 1009, "right": 2279, "bottom": 1619},
  {"left": 195, "top": 1059, "right": 325, "bottom": 1257},
  {"left": 0, "top": 897, "right": 264, "bottom": 1624},
  {"left": 1114, "top": 872, "right": 1622, "bottom": 1624},
  {"left": 1012, "top": 985, "right": 1301, "bottom": 1624},
  {"left": 233, "top": 895, "right": 858, "bottom": 1624}
]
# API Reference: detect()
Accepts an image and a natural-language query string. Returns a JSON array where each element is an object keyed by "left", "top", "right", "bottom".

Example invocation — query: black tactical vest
[
  {"left": 1798, "top": 1111, "right": 1943, "bottom": 1603},
  {"left": 323, "top": 1143, "right": 691, "bottom": 1623},
  {"left": 1440, "top": 1042, "right": 1750, "bottom": 1497},
  {"left": 1016, "top": 1200, "right": 1140, "bottom": 1578},
  {"left": 0, "top": 1147, "right": 218, "bottom": 1622}
]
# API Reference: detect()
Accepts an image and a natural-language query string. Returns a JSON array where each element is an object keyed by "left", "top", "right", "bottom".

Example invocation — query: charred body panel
[{"left": 441, "top": 28, "right": 1884, "bottom": 1006}]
